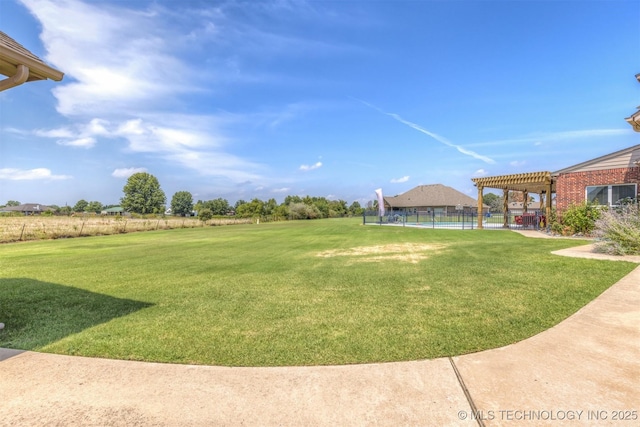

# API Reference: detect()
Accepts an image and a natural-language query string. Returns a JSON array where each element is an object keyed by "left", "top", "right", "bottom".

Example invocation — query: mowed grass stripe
[{"left": 0, "top": 218, "right": 634, "bottom": 366}]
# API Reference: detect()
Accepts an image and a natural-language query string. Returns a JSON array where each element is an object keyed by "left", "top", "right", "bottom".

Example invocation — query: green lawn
[{"left": 0, "top": 218, "right": 635, "bottom": 366}]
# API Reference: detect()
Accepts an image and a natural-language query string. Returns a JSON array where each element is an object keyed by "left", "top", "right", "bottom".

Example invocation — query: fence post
[{"left": 20, "top": 224, "right": 26, "bottom": 241}]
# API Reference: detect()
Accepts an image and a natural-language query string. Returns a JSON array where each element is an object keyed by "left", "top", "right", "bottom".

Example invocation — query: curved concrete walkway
[{"left": 1, "top": 236, "right": 639, "bottom": 426}]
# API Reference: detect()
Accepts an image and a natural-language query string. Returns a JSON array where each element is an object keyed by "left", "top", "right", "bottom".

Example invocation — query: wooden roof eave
[
  {"left": 0, "top": 45, "right": 64, "bottom": 82},
  {"left": 625, "top": 110, "right": 640, "bottom": 132}
]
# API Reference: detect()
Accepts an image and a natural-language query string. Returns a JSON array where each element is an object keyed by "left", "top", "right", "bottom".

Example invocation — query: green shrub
[
  {"left": 558, "top": 202, "right": 602, "bottom": 235},
  {"left": 198, "top": 208, "right": 213, "bottom": 222},
  {"left": 594, "top": 200, "right": 640, "bottom": 255},
  {"left": 547, "top": 208, "right": 564, "bottom": 235}
]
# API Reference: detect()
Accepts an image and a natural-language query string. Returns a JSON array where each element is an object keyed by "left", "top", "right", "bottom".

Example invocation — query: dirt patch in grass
[{"left": 316, "top": 243, "right": 448, "bottom": 264}]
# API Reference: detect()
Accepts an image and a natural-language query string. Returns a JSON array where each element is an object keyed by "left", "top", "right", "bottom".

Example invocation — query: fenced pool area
[{"left": 363, "top": 210, "right": 547, "bottom": 230}]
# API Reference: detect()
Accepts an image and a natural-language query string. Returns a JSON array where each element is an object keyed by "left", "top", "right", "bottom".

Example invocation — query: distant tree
[
  {"left": 284, "top": 195, "right": 302, "bottom": 205},
  {"left": 208, "top": 198, "right": 231, "bottom": 216},
  {"left": 86, "top": 201, "right": 103, "bottom": 213},
  {"left": 59, "top": 205, "right": 72, "bottom": 216},
  {"left": 348, "top": 201, "right": 363, "bottom": 216},
  {"left": 73, "top": 199, "right": 89, "bottom": 212},
  {"left": 235, "top": 198, "right": 264, "bottom": 218},
  {"left": 198, "top": 208, "right": 213, "bottom": 222},
  {"left": 5, "top": 200, "right": 20, "bottom": 207},
  {"left": 121, "top": 172, "right": 166, "bottom": 214},
  {"left": 288, "top": 202, "right": 321, "bottom": 220},
  {"left": 234, "top": 199, "right": 247, "bottom": 210},
  {"left": 328, "top": 199, "right": 348, "bottom": 217},
  {"left": 312, "top": 197, "right": 329, "bottom": 218},
  {"left": 273, "top": 203, "right": 289, "bottom": 220},
  {"left": 483, "top": 193, "right": 503, "bottom": 212},
  {"left": 508, "top": 191, "right": 534, "bottom": 203},
  {"left": 263, "top": 198, "right": 278, "bottom": 216},
  {"left": 171, "top": 191, "right": 194, "bottom": 216}
]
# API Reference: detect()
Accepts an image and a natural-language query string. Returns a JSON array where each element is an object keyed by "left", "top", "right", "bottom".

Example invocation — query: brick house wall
[{"left": 555, "top": 166, "right": 640, "bottom": 212}]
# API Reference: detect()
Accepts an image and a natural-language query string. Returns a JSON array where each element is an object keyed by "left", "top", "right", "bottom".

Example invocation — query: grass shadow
[{"left": 0, "top": 278, "right": 153, "bottom": 350}]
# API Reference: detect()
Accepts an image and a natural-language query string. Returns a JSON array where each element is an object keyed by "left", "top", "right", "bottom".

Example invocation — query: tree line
[{"left": 2, "top": 172, "right": 365, "bottom": 220}]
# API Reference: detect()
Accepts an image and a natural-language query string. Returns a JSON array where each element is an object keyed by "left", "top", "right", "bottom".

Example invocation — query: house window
[{"left": 586, "top": 184, "right": 637, "bottom": 206}]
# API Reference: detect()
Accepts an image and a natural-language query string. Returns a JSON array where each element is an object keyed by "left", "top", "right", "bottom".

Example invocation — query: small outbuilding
[{"left": 101, "top": 206, "right": 126, "bottom": 216}]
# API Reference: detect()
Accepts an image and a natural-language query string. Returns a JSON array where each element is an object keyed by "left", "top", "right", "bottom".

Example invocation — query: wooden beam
[
  {"left": 503, "top": 189, "right": 509, "bottom": 228},
  {"left": 477, "top": 186, "right": 484, "bottom": 229}
]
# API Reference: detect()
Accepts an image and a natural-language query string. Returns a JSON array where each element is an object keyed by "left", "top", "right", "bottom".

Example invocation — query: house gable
[
  {"left": 553, "top": 144, "right": 640, "bottom": 175},
  {"left": 553, "top": 144, "right": 640, "bottom": 211}
]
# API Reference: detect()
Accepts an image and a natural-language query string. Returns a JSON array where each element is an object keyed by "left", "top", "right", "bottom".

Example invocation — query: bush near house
[
  {"left": 550, "top": 202, "right": 602, "bottom": 236},
  {"left": 594, "top": 199, "right": 640, "bottom": 255}
]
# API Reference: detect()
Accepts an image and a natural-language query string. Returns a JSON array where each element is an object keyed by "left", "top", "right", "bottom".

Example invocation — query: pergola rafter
[{"left": 471, "top": 171, "right": 555, "bottom": 229}]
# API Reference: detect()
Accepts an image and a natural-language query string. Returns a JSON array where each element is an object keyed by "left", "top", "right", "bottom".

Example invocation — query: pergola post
[
  {"left": 477, "top": 186, "right": 484, "bottom": 229},
  {"left": 522, "top": 191, "right": 528, "bottom": 213},
  {"left": 546, "top": 182, "right": 552, "bottom": 226},
  {"left": 503, "top": 189, "right": 509, "bottom": 228}
]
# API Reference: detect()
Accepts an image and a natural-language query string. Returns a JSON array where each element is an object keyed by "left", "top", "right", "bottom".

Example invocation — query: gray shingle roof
[
  {"left": 0, "top": 203, "right": 52, "bottom": 212},
  {"left": 384, "top": 184, "right": 481, "bottom": 208}
]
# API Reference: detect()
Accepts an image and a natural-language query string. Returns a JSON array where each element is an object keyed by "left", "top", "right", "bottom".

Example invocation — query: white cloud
[
  {"left": 0, "top": 168, "right": 72, "bottom": 180},
  {"left": 272, "top": 187, "right": 291, "bottom": 193},
  {"left": 356, "top": 99, "right": 495, "bottom": 164},
  {"left": 57, "top": 137, "right": 96, "bottom": 148},
  {"left": 300, "top": 161, "right": 322, "bottom": 171},
  {"left": 34, "top": 119, "right": 108, "bottom": 148},
  {"left": 115, "top": 118, "right": 212, "bottom": 153},
  {"left": 34, "top": 128, "right": 75, "bottom": 138},
  {"left": 112, "top": 167, "right": 148, "bottom": 178},
  {"left": 465, "top": 129, "right": 629, "bottom": 149},
  {"left": 18, "top": 0, "right": 353, "bottom": 190},
  {"left": 473, "top": 169, "right": 488, "bottom": 177},
  {"left": 390, "top": 176, "right": 409, "bottom": 183},
  {"left": 509, "top": 160, "right": 526, "bottom": 167},
  {"left": 21, "top": 0, "right": 193, "bottom": 117}
]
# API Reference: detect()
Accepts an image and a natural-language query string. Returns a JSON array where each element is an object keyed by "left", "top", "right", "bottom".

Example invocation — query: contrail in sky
[{"left": 354, "top": 98, "right": 495, "bottom": 164}]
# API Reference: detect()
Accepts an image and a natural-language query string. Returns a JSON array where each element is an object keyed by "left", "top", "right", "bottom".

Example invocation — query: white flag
[{"left": 375, "top": 188, "right": 385, "bottom": 217}]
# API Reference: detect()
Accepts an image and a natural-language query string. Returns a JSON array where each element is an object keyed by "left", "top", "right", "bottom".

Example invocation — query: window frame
[{"left": 585, "top": 183, "right": 637, "bottom": 207}]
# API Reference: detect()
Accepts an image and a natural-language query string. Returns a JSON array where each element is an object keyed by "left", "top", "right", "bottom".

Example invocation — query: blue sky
[{"left": 1, "top": 0, "right": 639, "bottom": 207}]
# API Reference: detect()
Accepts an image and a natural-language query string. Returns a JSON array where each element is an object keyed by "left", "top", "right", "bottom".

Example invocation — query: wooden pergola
[{"left": 471, "top": 171, "right": 555, "bottom": 229}]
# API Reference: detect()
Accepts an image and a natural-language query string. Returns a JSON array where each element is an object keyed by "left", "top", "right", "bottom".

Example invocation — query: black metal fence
[{"left": 363, "top": 210, "right": 546, "bottom": 230}]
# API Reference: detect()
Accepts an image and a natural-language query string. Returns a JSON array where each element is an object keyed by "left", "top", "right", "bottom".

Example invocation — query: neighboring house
[
  {"left": 553, "top": 144, "right": 640, "bottom": 212},
  {"left": 384, "top": 184, "right": 487, "bottom": 215},
  {"left": 507, "top": 201, "right": 543, "bottom": 215},
  {"left": 0, "top": 203, "right": 52, "bottom": 215}
]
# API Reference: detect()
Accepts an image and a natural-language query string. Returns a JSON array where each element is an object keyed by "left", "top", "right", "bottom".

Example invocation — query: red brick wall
[{"left": 555, "top": 167, "right": 640, "bottom": 212}]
